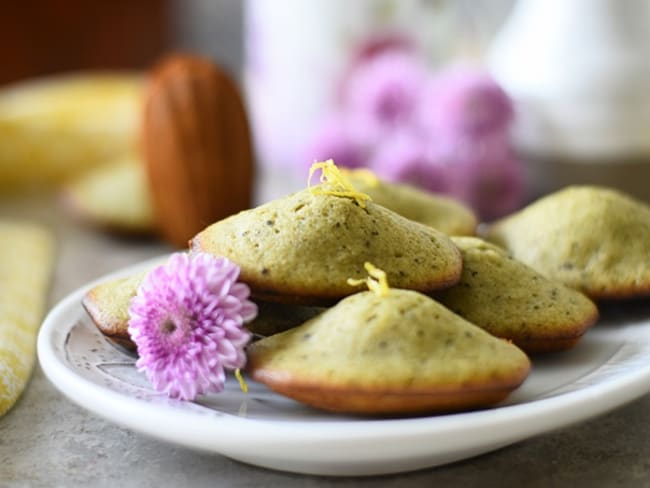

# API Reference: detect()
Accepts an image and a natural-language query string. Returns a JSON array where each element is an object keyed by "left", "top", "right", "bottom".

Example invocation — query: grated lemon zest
[
  {"left": 341, "top": 167, "right": 380, "bottom": 188},
  {"left": 308, "top": 160, "right": 372, "bottom": 208},
  {"left": 235, "top": 368, "right": 248, "bottom": 393},
  {"left": 347, "top": 262, "right": 391, "bottom": 297}
]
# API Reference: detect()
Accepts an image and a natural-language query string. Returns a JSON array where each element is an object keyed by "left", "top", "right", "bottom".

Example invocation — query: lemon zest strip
[
  {"left": 235, "top": 368, "right": 248, "bottom": 393},
  {"left": 347, "top": 262, "right": 391, "bottom": 297},
  {"left": 308, "top": 160, "right": 372, "bottom": 208}
]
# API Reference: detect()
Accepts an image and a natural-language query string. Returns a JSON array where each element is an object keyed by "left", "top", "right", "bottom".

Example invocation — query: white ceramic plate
[{"left": 38, "top": 257, "right": 650, "bottom": 476}]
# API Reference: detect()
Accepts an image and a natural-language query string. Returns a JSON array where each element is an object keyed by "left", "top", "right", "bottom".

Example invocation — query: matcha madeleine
[
  {"left": 486, "top": 185, "right": 650, "bottom": 299},
  {"left": 63, "top": 155, "right": 155, "bottom": 235},
  {"left": 435, "top": 237, "right": 599, "bottom": 353},
  {"left": 83, "top": 270, "right": 321, "bottom": 348},
  {"left": 345, "top": 168, "right": 478, "bottom": 235},
  {"left": 192, "top": 161, "right": 462, "bottom": 305},
  {"left": 82, "top": 271, "right": 147, "bottom": 350},
  {"left": 247, "top": 265, "right": 530, "bottom": 415},
  {"left": 246, "top": 301, "right": 326, "bottom": 338}
]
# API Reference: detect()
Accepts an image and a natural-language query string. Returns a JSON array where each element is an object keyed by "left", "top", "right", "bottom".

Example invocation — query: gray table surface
[{"left": 2, "top": 191, "right": 650, "bottom": 488}]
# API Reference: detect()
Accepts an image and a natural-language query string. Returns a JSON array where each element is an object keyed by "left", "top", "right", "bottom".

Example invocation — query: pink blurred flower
[
  {"left": 344, "top": 51, "right": 428, "bottom": 143},
  {"left": 335, "top": 34, "right": 415, "bottom": 102},
  {"left": 444, "top": 136, "right": 524, "bottom": 221},
  {"left": 371, "top": 131, "right": 449, "bottom": 194},
  {"left": 128, "top": 253, "right": 257, "bottom": 401},
  {"left": 418, "top": 67, "right": 514, "bottom": 138},
  {"left": 301, "top": 114, "right": 369, "bottom": 175},
  {"left": 304, "top": 50, "right": 523, "bottom": 218}
]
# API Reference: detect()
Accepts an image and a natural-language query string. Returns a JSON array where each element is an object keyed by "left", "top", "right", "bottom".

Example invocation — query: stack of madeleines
[{"left": 84, "top": 162, "right": 650, "bottom": 416}]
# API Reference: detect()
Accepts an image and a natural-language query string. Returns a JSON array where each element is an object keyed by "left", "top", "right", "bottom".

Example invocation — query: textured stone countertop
[{"left": 3, "top": 192, "right": 650, "bottom": 488}]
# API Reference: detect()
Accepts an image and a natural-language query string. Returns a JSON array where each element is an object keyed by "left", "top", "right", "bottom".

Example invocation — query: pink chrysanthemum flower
[
  {"left": 128, "top": 253, "right": 257, "bottom": 401},
  {"left": 371, "top": 130, "right": 450, "bottom": 194},
  {"left": 418, "top": 67, "right": 514, "bottom": 138},
  {"left": 443, "top": 134, "right": 524, "bottom": 221},
  {"left": 301, "top": 114, "right": 369, "bottom": 174},
  {"left": 344, "top": 50, "right": 427, "bottom": 143}
]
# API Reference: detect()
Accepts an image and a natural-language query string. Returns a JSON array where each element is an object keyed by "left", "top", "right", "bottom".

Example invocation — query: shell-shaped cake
[
  {"left": 486, "top": 186, "right": 650, "bottom": 299},
  {"left": 192, "top": 184, "right": 462, "bottom": 305},
  {"left": 83, "top": 270, "right": 325, "bottom": 348},
  {"left": 247, "top": 288, "right": 530, "bottom": 415},
  {"left": 345, "top": 169, "right": 478, "bottom": 236},
  {"left": 435, "top": 237, "right": 599, "bottom": 353},
  {"left": 82, "top": 271, "right": 147, "bottom": 350}
]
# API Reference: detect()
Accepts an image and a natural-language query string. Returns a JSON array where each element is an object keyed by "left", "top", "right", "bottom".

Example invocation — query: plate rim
[{"left": 37, "top": 256, "right": 650, "bottom": 474}]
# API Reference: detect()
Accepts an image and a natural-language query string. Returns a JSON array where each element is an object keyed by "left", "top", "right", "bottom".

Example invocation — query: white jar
[{"left": 488, "top": 0, "right": 650, "bottom": 199}]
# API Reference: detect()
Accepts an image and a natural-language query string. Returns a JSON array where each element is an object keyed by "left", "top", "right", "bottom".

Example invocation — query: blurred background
[
  {"left": 2, "top": 0, "right": 650, "bottom": 239},
  {"left": 0, "top": 1, "right": 510, "bottom": 88}
]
